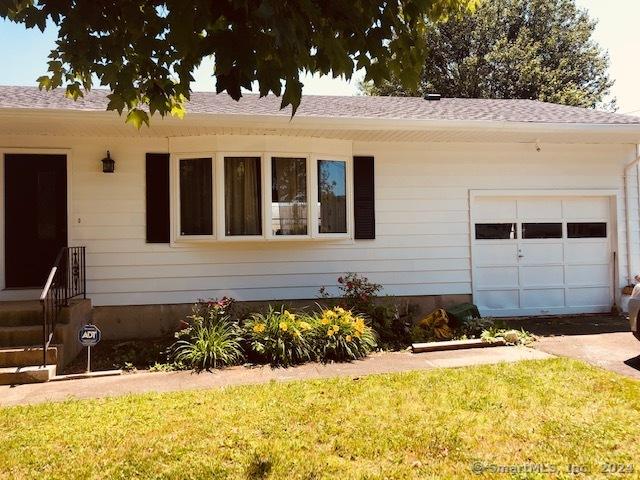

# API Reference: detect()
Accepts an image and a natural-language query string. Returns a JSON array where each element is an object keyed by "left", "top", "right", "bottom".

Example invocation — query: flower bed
[{"left": 168, "top": 301, "right": 378, "bottom": 370}]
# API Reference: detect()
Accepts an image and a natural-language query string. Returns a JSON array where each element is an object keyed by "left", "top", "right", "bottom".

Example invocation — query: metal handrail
[{"left": 40, "top": 246, "right": 87, "bottom": 365}]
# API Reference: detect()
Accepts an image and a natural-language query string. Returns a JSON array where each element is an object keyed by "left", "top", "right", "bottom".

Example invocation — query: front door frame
[
  {"left": 0, "top": 148, "right": 73, "bottom": 300},
  {"left": 469, "top": 189, "right": 621, "bottom": 317}
]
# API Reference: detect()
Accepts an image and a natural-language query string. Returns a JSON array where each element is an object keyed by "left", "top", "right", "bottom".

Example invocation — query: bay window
[{"left": 172, "top": 152, "right": 351, "bottom": 242}]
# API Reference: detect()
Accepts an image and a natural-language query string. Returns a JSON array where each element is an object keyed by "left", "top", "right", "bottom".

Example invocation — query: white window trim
[
  {"left": 170, "top": 150, "right": 354, "bottom": 244},
  {"left": 171, "top": 152, "right": 216, "bottom": 243}
]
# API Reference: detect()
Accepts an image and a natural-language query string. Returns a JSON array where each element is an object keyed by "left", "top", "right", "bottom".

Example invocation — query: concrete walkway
[
  {"left": 535, "top": 332, "right": 640, "bottom": 380},
  {"left": 0, "top": 346, "right": 550, "bottom": 407},
  {"left": 506, "top": 315, "right": 640, "bottom": 380}
]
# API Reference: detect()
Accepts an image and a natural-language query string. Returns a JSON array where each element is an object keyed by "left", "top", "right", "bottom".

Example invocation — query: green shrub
[
  {"left": 170, "top": 306, "right": 244, "bottom": 370},
  {"left": 244, "top": 306, "right": 313, "bottom": 367},
  {"left": 310, "top": 306, "right": 377, "bottom": 362}
]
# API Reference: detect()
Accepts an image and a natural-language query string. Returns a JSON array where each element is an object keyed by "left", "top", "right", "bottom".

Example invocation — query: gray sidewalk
[{"left": 1, "top": 346, "right": 550, "bottom": 407}]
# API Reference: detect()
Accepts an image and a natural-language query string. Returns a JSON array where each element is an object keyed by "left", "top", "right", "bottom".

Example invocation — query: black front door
[{"left": 5, "top": 154, "right": 67, "bottom": 288}]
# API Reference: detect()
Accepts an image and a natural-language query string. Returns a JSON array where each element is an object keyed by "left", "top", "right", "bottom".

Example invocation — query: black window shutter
[
  {"left": 146, "top": 153, "right": 170, "bottom": 243},
  {"left": 353, "top": 156, "right": 375, "bottom": 239}
]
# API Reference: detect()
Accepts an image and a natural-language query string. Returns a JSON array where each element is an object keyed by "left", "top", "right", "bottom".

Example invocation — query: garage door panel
[
  {"left": 474, "top": 244, "right": 518, "bottom": 266},
  {"left": 519, "top": 243, "right": 563, "bottom": 264},
  {"left": 566, "top": 287, "right": 610, "bottom": 307},
  {"left": 564, "top": 243, "right": 610, "bottom": 264},
  {"left": 475, "top": 290, "right": 519, "bottom": 310},
  {"left": 517, "top": 199, "right": 562, "bottom": 219},
  {"left": 520, "top": 289, "right": 565, "bottom": 308},
  {"left": 472, "top": 195, "right": 612, "bottom": 316},
  {"left": 475, "top": 267, "right": 518, "bottom": 287},
  {"left": 474, "top": 199, "right": 517, "bottom": 220},
  {"left": 520, "top": 265, "right": 564, "bottom": 287},
  {"left": 565, "top": 264, "right": 610, "bottom": 286},
  {"left": 563, "top": 198, "right": 609, "bottom": 220}
]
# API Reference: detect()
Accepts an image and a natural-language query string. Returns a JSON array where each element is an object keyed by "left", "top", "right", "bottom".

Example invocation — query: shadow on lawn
[{"left": 623, "top": 355, "right": 640, "bottom": 373}]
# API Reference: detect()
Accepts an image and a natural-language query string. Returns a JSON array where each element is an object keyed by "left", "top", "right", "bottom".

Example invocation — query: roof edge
[{"left": 2, "top": 108, "right": 640, "bottom": 136}]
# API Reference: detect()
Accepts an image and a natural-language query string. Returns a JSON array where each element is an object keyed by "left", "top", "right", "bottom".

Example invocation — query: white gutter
[{"left": 624, "top": 144, "right": 640, "bottom": 285}]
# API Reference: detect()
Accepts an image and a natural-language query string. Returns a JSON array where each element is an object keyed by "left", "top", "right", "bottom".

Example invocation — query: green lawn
[{"left": 1, "top": 358, "right": 639, "bottom": 479}]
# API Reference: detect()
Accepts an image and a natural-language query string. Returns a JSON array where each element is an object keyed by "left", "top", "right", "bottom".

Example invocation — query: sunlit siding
[{"left": 0, "top": 134, "right": 635, "bottom": 306}]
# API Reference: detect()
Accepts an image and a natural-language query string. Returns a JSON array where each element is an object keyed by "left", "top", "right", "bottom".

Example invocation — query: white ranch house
[{"left": 1, "top": 86, "right": 640, "bottom": 356}]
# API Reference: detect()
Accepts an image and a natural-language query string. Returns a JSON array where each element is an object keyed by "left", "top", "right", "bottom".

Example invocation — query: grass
[{"left": 1, "top": 358, "right": 639, "bottom": 479}]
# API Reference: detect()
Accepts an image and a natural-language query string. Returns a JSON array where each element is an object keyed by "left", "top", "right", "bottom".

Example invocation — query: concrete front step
[
  {"left": 0, "top": 364, "right": 56, "bottom": 385},
  {"left": 0, "top": 301, "right": 42, "bottom": 327},
  {"left": 0, "top": 346, "right": 58, "bottom": 368},
  {"left": 0, "top": 324, "right": 43, "bottom": 347}
]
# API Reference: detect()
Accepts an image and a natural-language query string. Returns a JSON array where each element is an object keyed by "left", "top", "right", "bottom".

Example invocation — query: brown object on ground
[{"left": 412, "top": 338, "right": 506, "bottom": 353}]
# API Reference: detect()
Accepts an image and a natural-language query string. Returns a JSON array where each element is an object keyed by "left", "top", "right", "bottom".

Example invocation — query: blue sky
[{"left": 1, "top": 0, "right": 639, "bottom": 113}]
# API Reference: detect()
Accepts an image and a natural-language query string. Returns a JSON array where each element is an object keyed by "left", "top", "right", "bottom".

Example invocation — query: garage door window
[
  {"left": 522, "top": 222, "right": 562, "bottom": 239},
  {"left": 475, "top": 223, "right": 517, "bottom": 240},
  {"left": 567, "top": 222, "right": 607, "bottom": 238}
]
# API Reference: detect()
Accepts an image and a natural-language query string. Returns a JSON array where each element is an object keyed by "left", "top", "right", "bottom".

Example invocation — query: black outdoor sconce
[{"left": 101, "top": 151, "right": 115, "bottom": 173}]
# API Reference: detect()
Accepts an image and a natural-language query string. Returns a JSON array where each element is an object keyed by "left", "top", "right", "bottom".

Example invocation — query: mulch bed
[{"left": 63, "top": 337, "right": 174, "bottom": 374}]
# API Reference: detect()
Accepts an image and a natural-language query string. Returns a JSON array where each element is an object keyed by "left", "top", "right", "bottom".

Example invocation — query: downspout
[{"left": 623, "top": 144, "right": 640, "bottom": 286}]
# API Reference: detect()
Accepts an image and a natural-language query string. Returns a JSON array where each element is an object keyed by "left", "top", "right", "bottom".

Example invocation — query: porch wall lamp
[{"left": 101, "top": 151, "right": 115, "bottom": 173}]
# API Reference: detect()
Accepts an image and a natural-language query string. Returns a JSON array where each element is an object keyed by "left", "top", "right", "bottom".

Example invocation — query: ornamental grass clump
[
  {"left": 244, "top": 306, "right": 313, "bottom": 367},
  {"left": 170, "top": 300, "right": 244, "bottom": 371},
  {"left": 311, "top": 306, "right": 377, "bottom": 362}
]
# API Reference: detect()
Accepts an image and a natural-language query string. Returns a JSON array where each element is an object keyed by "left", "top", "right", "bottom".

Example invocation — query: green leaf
[{"left": 125, "top": 109, "right": 150, "bottom": 129}]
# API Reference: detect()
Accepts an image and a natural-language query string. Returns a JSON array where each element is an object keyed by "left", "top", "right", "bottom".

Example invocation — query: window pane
[
  {"left": 522, "top": 222, "right": 562, "bottom": 239},
  {"left": 318, "top": 160, "right": 347, "bottom": 234},
  {"left": 567, "top": 222, "right": 606, "bottom": 238},
  {"left": 475, "top": 223, "right": 517, "bottom": 240},
  {"left": 272, "top": 157, "right": 307, "bottom": 235},
  {"left": 179, "top": 158, "right": 212, "bottom": 235},
  {"left": 225, "top": 157, "right": 262, "bottom": 236}
]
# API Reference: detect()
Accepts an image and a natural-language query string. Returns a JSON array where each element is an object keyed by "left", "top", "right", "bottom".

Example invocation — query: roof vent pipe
[{"left": 424, "top": 93, "right": 441, "bottom": 101}]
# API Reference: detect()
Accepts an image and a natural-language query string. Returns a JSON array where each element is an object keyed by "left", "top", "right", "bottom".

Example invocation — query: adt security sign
[
  {"left": 78, "top": 324, "right": 101, "bottom": 347},
  {"left": 79, "top": 324, "right": 101, "bottom": 373}
]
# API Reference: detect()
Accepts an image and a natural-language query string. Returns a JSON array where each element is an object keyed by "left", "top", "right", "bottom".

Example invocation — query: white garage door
[{"left": 471, "top": 196, "right": 613, "bottom": 317}]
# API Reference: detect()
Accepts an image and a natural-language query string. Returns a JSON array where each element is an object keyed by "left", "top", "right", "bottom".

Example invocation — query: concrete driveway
[{"left": 507, "top": 315, "right": 640, "bottom": 380}]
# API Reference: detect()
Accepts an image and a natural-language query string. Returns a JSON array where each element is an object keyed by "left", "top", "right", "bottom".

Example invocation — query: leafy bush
[
  {"left": 320, "top": 273, "right": 413, "bottom": 349},
  {"left": 310, "top": 306, "right": 377, "bottom": 362},
  {"left": 455, "top": 317, "right": 495, "bottom": 339},
  {"left": 244, "top": 306, "right": 313, "bottom": 367},
  {"left": 170, "top": 301, "right": 244, "bottom": 370}
]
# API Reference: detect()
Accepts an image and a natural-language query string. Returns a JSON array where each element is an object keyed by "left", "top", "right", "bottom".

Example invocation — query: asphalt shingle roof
[{"left": 0, "top": 85, "right": 638, "bottom": 125}]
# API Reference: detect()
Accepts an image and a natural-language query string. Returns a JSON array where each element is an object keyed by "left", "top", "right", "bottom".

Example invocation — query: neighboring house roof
[{"left": 0, "top": 85, "right": 638, "bottom": 125}]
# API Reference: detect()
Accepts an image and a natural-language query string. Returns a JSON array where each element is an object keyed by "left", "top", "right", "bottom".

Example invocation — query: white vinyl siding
[{"left": 0, "top": 134, "right": 635, "bottom": 309}]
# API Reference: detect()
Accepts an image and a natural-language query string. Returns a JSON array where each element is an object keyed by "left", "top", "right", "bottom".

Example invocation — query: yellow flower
[
  {"left": 299, "top": 321, "right": 311, "bottom": 331},
  {"left": 321, "top": 317, "right": 330, "bottom": 325},
  {"left": 346, "top": 335, "right": 352, "bottom": 342},
  {"left": 284, "top": 310, "right": 296, "bottom": 321},
  {"left": 327, "top": 329, "right": 335, "bottom": 337},
  {"left": 253, "top": 323, "right": 266, "bottom": 333},
  {"left": 332, "top": 324, "right": 339, "bottom": 332},
  {"left": 335, "top": 307, "right": 346, "bottom": 314},
  {"left": 279, "top": 322, "right": 288, "bottom": 332}
]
